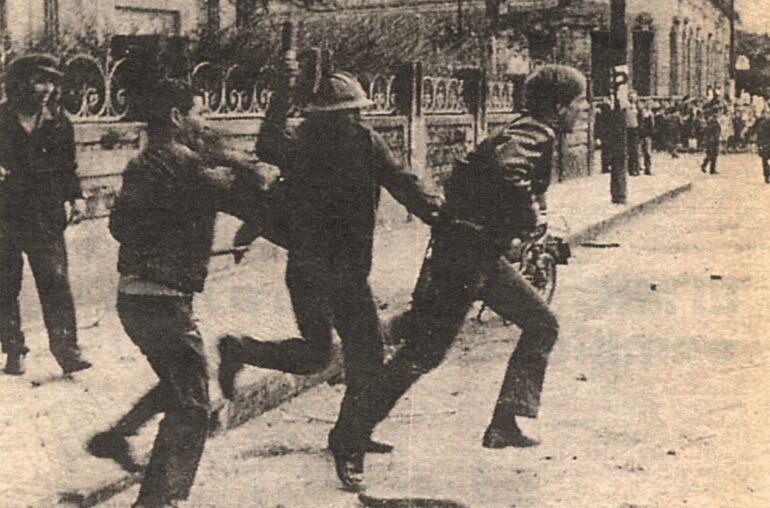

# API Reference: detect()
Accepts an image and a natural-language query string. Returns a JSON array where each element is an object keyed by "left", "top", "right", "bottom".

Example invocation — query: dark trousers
[
  {"left": 761, "top": 153, "right": 770, "bottom": 182},
  {"left": 640, "top": 136, "right": 653, "bottom": 174},
  {"left": 627, "top": 129, "right": 640, "bottom": 175},
  {"left": 331, "top": 228, "right": 559, "bottom": 447},
  {"left": 114, "top": 293, "right": 210, "bottom": 507},
  {"left": 600, "top": 143, "right": 611, "bottom": 173},
  {"left": 0, "top": 224, "right": 79, "bottom": 359},
  {"left": 233, "top": 252, "right": 383, "bottom": 430},
  {"left": 702, "top": 149, "right": 719, "bottom": 174}
]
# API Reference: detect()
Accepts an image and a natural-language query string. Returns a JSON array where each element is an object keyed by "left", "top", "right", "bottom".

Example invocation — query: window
[
  {"left": 44, "top": 0, "right": 59, "bottom": 43},
  {"left": 669, "top": 23, "right": 679, "bottom": 95},
  {"left": 236, "top": 0, "right": 257, "bottom": 27},
  {"left": 632, "top": 30, "right": 653, "bottom": 96}
]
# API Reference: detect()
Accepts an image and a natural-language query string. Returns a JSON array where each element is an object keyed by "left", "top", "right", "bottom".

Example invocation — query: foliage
[{"left": 188, "top": 7, "right": 492, "bottom": 80}]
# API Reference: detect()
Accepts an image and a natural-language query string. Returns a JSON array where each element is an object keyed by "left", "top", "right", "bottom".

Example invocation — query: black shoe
[
  {"left": 4, "top": 352, "right": 25, "bottom": 375},
  {"left": 329, "top": 429, "right": 367, "bottom": 491},
  {"left": 482, "top": 426, "right": 540, "bottom": 449},
  {"left": 710, "top": 171, "right": 718, "bottom": 175},
  {"left": 58, "top": 356, "right": 92, "bottom": 375},
  {"left": 331, "top": 447, "right": 366, "bottom": 491},
  {"left": 87, "top": 431, "right": 141, "bottom": 473},
  {"left": 52, "top": 348, "right": 91, "bottom": 375},
  {"left": 365, "top": 439, "right": 393, "bottom": 454},
  {"left": 217, "top": 335, "right": 243, "bottom": 400}
]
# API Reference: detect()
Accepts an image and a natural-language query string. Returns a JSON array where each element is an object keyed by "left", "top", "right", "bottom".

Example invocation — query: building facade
[{"left": 0, "top": 0, "right": 734, "bottom": 99}]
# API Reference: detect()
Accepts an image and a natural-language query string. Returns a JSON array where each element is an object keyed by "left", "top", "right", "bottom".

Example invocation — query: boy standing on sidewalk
[
  {"left": 86, "top": 79, "right": 272, "bottom": 508},
  {"left": 0, "top": 54, "right": 91, "bottom": 376}
]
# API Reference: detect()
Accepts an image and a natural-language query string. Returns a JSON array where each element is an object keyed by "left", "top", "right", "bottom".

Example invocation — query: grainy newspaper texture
[{"left": 0, "top": 1, "right": 768, "bottom": 507}]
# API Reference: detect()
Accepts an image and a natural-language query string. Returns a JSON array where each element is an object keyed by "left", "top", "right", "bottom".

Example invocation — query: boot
[
  {"left": 482, "top": 424, "right": 540, "bottom": 449},
  {"left": 329, "top": 429, "right": 366, "bottom": 492},
  {"left": 4, "top": 352, "right": 25, "bottom": 375},
  {"left": 217, "top": 335, "right": 244, "bottom": 400},
  {"left": 86, "top": 430, "right": 141, "bottom": 473},
  {"left": 56, "top": 353, "right": 92, "bottom": 375}
]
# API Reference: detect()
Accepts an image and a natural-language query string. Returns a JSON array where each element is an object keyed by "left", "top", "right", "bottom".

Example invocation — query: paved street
[{"left": 100, "top": 151, "right": 769, "bottom": 507}]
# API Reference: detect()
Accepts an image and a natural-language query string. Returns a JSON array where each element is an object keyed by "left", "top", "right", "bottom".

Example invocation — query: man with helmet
[
  {"left": 0, "top": 54, "right": 91, "bottom": 375},
  {"left": 216, "top": 65, "right": 443, "bottom": 476},
  {"left": 325, "top": 65, "right": 587, "bottom": 490}
]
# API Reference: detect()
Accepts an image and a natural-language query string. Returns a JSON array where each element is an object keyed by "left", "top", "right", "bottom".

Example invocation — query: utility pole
[{"left": 608, "top": 0, "right": 628, "bottom": 204}]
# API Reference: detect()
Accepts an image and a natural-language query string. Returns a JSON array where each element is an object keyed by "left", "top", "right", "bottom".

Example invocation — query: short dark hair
[
  {"left": 524, "top": 65, "right": 586, "bottom": 117},
  {"left": 144, "top": 79, "right": 198, "bottom": 138}
]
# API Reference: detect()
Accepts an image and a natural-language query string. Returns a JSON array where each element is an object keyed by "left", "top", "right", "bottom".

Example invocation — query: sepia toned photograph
[{"left": 0, "top": 0, "right": 767, "bottom": 506}]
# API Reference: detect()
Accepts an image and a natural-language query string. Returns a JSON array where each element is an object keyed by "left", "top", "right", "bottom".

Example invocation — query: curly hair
[
  {"left": 524, "top": 65, "right": 586, "bottom": 117},
  {"left": 144, "top": 78, "right": 198, "bottom": 138}
]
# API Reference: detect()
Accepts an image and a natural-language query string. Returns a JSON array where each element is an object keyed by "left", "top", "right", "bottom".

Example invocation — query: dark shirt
[
  {"left": 703, "top": 118, "right": 721, "bottom": 151},
  {"left": 752, "top": 117, "right": 770, "bottom": 153},
  {"left": 638, "top": 110, "right": 655, "bottom": 138},
  {"left": 256, "top": 98, "right": 442, "bottom": 277},
  {"left": 444, "top": 114, "right": 555, "bottom": 244},
  {"left": 110, "top": 142, "right": 266, "bottom": 294},
  {"left": 0, "top": 101, "right": 81, "bottom": 231}
]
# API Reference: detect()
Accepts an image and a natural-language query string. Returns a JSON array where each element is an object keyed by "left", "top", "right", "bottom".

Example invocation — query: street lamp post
[{"left": 609, "top": 0, "right": 628, "bottom": 204}]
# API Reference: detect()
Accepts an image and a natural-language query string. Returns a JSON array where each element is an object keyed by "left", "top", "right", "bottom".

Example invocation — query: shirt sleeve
[
  {"left": 371, "top": 130, "right": 443, "bottom": 225},
  {"left": 60, "top": 114, "right": 83, "bottom": 202}
]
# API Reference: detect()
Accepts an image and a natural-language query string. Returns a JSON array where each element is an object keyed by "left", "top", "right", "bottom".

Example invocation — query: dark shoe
[
  {"left": 710, "top": 171, "right": 718, "bottom": 175},
  {"left": 87, "top": 431, "right": 141, "bottom": 473},
  {"left": 365, "top": 439, "right": 393, "bottom": 454},
  {"left": 331, "top": 447, "right": 366, "bottom": 492},
  {"left": 58, "top": 356, "right": 92, "bottom": 375},
  {"left": 217, "top": 335, "right": 244, "bottom": 400},
  {"left": 4, "top": 352, "right": 25, "bottom": 375},
  {"left": 482, "top": 426, "right": 540, "bottom": 449},
  {"left": 329, "top": 429, "right": 367, "bottom": 491}
]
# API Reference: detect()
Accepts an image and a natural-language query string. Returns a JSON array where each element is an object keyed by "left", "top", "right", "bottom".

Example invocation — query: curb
[
  {"left": 44, "top": 181, "right": 692, "bottom": 507},
  {"left": 564, "top": 182, "right": 693, "bottom": 245}
]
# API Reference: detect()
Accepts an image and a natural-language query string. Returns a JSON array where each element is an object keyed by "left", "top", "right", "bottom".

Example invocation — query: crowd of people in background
[{"left": 595, "top": 92, "right": 770, "bottom": 178}]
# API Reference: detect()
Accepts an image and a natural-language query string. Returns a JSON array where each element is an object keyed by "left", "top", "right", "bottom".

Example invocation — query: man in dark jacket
[
  {"left": 85, "top": 79, "right": 272, "bottom": 508},
  {"left": 0, "top": 54, "right": 91, "bottom": 375},
  {"left": 751, "top": 110, "right": 770, "bottom": 183},
  {"left": 325, "top": 65, "right": 586, "bottom": 490},
  {"left": 595, "top": 98, "right": 613, "bottom": 173},
  {"left": 216, "top": 69, "right": 443, "bottom": 473},
  {"left": 701, "top": 107, "right": 721, "bottom": 175},
  {"left": 625, "top": 90, "right": 641, "bottom": 176},
  {"left": 638, "top": 100, "right": 655, "bottom": 175}
]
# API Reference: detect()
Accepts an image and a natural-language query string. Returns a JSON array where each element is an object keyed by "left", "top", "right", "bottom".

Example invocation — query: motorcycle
[{"left": 475, "top": 225, "right": 571, "bottom": 323}]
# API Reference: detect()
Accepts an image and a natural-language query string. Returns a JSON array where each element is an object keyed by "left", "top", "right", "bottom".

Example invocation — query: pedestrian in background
[
  {"left": 701, "top": 106, "right": 721, "bottom": 175},
  {"left": 216, "top": 65, "right": 443, "bottom": 488},
  {"left": 750, "top": 108, "right": 770, "bottom": 183},
  {"left": 86, "top": 79, "right": 273, "bottom": 508},
  {"left": 638, "top": 99, "right": 655, "bottom": 175},
  {"left": 625, "top": 90, "right": 640, "bottom": 176},
  {"left": 595, "top": 97, "right": 613, "bottom": 173},
  {"left": 325, "top": 65, "right": 586, "bottom": 490},
  {"left": 0, "top": 54, "right": 91, "bottom": 376}
]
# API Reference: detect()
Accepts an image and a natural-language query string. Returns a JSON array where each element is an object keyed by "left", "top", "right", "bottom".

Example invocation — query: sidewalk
[{"left": 2, "top": 153, "right": 695, "bottom": 508}]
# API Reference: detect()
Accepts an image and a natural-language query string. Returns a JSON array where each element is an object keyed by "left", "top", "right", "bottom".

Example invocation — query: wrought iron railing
[
  {"left": 487, "top": 79, "right": 516, "bottom": 114},
  {"left": 421, "top": 76, "right": 468, "bottom": 114}
]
